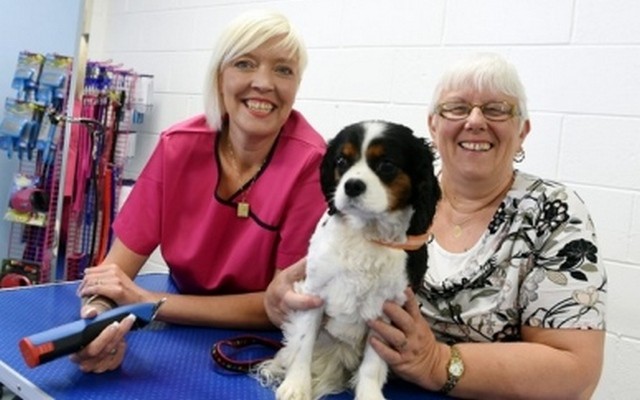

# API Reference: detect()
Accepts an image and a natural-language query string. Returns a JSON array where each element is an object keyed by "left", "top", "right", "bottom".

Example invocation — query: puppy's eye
[
  {"left": 376, "top": 160, "right": 398, "bottom": 178},
  {"left": 335, "top": 155, "right": 350, "bottom": 174}
]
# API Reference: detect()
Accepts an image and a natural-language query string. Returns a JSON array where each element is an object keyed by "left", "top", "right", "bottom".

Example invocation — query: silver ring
[{"left": 109, "top": 348, "right": 117, "bottom": 356}]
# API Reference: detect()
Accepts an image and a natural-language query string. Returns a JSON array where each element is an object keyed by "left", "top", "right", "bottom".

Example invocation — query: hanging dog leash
[{"left": 210, "top": 335, "right": 282, "bottom": 373}]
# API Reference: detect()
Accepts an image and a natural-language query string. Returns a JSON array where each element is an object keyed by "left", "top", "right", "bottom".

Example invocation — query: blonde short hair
[
  {"left": 203, "top": 10, "right": 308, "bottom": 130},
  {"left": 430, "top": 53, "right": 529, "bottom": 122}
]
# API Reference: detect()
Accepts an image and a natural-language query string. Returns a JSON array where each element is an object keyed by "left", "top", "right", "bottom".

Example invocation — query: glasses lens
[
  {"left": 438, "top": 103, "right": 471, "bottom": 120},
  {"left": 482, "top": 102, "right": 514, "bottom": 121}
]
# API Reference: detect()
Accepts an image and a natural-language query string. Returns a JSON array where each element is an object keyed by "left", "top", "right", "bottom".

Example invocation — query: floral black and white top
[{"left": 417, "top": 170, "right": 607, "bottom": 343}]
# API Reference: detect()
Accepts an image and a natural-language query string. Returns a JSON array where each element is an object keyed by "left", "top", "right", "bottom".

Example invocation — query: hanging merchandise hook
[{"left": 47, "top": 110, "right": 105, "bottom": 136}]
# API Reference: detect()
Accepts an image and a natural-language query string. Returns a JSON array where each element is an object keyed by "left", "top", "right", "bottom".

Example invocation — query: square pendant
[{"left": 237, "top": 202, "right": 250, "bottom": 218}]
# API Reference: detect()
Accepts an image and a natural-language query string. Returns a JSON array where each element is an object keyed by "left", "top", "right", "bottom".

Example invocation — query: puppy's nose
[{"left": 344, "top": 178, "right": 366, "bottom": 197}]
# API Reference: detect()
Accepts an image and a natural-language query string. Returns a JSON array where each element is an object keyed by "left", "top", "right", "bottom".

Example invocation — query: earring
[{"left": 514, "top": 149, "right": 525, "bottom": 163}]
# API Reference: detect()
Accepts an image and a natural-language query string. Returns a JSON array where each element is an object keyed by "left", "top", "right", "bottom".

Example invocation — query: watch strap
[{"left": 439, "top": 344, "right": 463, "bottom": 395}]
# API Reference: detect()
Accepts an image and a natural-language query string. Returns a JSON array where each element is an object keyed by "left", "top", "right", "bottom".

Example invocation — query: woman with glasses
[{"left": 266, "top": 53, "right": 606, "bottom": 398}]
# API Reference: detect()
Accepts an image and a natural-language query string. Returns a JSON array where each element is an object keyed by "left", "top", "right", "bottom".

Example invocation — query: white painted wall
[{"left": 87, "top": 1, "right": 640, "bottom": 398}]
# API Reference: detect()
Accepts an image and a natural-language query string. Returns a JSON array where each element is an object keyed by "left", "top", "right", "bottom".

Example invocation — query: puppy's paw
[
  {"left": 254, "top": 361, "right": 283, "bottom": 388},
  {"left": 276, "top": 376, "right": 311, "bottom": 400},
  {"left": 355, "top": 382, "right": 386, "bottom": 400}
]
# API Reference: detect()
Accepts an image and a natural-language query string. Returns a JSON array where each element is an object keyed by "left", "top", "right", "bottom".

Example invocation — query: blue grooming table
[{"left": 0, "top": 273, "right": 447, "bottom": 399}]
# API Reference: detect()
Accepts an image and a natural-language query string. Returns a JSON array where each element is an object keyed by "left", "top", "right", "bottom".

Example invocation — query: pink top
[{"left": 112, "top": 111, "right": 327, "bottom": 294}]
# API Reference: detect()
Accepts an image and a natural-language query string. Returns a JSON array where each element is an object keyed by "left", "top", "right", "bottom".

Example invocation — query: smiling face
[
  {"left": 219, "top": 36, "right": 300, "bottom": 139},
  {"left": 429, "top": 88, "right": 530, "bottom": 182}
]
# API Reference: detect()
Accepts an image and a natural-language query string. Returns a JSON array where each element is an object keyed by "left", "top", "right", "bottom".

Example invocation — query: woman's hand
[
  {"left": 78, "top": 264, "right": 152, "bottom": 314},
  {"left": 368, "top": 288, "right": 449, "bottom": 391},
  {"left": 73, "top": 263, "right": 151, "bottom": 373},
  {"left": 264, "top": 258, "right": 323, "bottom": 327},
  {"left": 69, "top": 314, "right": 136, "bottom": 373}
]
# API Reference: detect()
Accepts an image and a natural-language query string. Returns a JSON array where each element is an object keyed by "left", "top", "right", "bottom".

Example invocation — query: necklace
[
  {"left": 451, "top": 217, "right": 473, "bottom": 238},
  {"left": 225, "top": 136, "right": 266, "bottom": 218},
  {"left": 441, "top": 174, "right": 514, "bottom": 238}
]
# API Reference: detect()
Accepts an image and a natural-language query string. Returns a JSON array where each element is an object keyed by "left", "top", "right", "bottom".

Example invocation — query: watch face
[{"left": 450, "top": 361, "right": 464, "bottom": 377}]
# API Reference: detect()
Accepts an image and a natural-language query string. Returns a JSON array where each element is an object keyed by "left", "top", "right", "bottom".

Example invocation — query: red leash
[{"left": 211, "top": 335, "right": 282, "bottom": 373}]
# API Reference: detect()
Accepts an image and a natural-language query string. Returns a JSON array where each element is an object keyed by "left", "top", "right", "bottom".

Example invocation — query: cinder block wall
[{"left": 88, "top": 1, "right": 640, "bottom": 398}]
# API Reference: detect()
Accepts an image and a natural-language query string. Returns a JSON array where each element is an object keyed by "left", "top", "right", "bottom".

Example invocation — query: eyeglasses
[{"left": 435, "top": 101, "right": 520, "bottom": 122}]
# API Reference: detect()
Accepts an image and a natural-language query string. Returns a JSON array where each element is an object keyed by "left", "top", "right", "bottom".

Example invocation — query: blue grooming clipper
[{"left": 19, "top": 298, "right": 166, "bottom": 368}]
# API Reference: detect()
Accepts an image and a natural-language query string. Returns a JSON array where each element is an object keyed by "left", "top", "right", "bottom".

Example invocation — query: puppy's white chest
[{"left": 305, "top": 215, "right": 408, "bottom": 322}]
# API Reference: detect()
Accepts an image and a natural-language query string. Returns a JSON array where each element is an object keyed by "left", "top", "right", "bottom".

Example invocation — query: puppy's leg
[
  {"left": 276, "top": 307, "right": 323, "bottom": 400},
  {"left": 353, "top": 337, "right": 388, "bottom": 400},
  {"left": 310, "top": 332, "right": 356, "bottom": 398}
]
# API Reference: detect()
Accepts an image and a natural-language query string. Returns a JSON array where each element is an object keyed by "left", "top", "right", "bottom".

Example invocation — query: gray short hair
[
  {"left": 203, "top": 10, "right": 308, "bottom": 130},
  {"left": 430, "top": 53, "right": 529, "bottom": 122}
]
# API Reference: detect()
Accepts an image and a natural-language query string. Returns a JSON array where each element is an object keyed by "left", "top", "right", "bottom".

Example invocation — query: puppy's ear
[
  {"left": 405, "top": 137, "right": 440, "bottom": 291},
  {"left": 407, "top": 137, "right": 441, "bottom": 235},
  {"left": 405, "top": 245, "right": 428, "bottom": 291},
  {"left": 320, "top": 137, "right": 339, "bottom": 215}
]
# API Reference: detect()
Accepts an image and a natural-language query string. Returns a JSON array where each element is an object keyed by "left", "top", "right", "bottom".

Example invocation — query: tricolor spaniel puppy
[{"left": 258, "top": 120, "right": 441, "bottom": 400}]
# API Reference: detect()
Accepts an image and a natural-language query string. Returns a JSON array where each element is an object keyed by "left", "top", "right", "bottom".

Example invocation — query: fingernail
[
  {"left": 124, "top": 313, "right": 137, "bottom": 323},
  {"left": 81, "top": 307, "right": 96, "bottom": 318},
  {"left": 110, "top": 321, "right": 120, "bottom": 330}
]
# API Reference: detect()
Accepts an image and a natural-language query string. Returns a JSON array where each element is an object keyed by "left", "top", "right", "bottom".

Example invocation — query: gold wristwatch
[{"left": 439, "top": 345, "right": 464, "bottom": 394}]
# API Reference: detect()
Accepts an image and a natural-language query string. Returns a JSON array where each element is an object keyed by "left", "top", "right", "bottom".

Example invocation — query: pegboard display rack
[
  {"left": 1, "top": 51, "right": 153, "bottom": 285},
  {"left": 1, "top": 52, "right": 73, "bottom": 285}
]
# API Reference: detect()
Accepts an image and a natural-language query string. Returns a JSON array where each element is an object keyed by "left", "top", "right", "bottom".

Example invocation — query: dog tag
[{"left": 237, "top": 202, "right": 250, "bottom": 218}]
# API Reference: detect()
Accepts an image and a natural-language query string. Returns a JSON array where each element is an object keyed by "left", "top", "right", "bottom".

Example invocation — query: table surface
[{"left": 0, "top": 273, "right": 447, "bottom": 399}]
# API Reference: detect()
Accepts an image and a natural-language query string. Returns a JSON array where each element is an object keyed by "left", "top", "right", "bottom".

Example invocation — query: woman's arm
[
  {"left": 79, "top": 238, "right": 276, "bottom": 329},
  {"left": 369, "top": 290, "right": 604, "bottom": 400},
  {"left": 150, "top": 290, "right": 272, "bottom": 329}
]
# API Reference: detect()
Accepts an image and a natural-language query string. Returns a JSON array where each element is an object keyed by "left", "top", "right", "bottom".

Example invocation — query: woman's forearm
[
  {"left": 417, "top": 329, "right": 604, "bottom": 400},
  {"left": 154, "top": 291, "right": 273, "bottom": 329}
]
